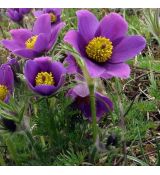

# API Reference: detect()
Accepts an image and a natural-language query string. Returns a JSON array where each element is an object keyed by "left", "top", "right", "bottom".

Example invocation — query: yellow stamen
[
  {"left": 0, "top": 85, "right": 8, "bottom": 101},
  {"left": 35, "top": 72, "right": 55, "bottom": 86},
  {"left": 49, "top": 13, "right": 57, "bottom": 23},
  {"left": 25, "top": 35, "right": 38, "bottom": 49},
  {"left": 86, "top": 37, "right": 113, "bottom": 63}
]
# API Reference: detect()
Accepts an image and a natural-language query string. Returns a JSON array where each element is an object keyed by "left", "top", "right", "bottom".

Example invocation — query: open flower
[
  {"left": 0, "top": 64, "right": 14, "bottom": 102},
  {"left": 6, "top": 8, "right": 31, "bottom": 22},
  {"left": 24, "top": 57, "right": 66, "bottom": 96},
  {"left": 64, "top": 10, "right": 146, "bottom": 79},
  {"left": 1, "top": 14, "right": 65, "bottom": 59},
  {"left": 34, "top": 8, "right": 62, "bottom": 26},
  {"left": 67, "top": 83, "right": 113, "bottom": 121}
]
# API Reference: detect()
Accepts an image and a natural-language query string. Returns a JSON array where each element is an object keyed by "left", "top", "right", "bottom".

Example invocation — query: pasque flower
[
  {"left": 6, "top": 8, "right": 31, "bottom": 22},
  {"left": 24, "top": 57, "right": 66, "bottom": 96},
  {"left": 0, "top": 64, "right": 14, "bottom": 102},
  {"left": 34, "top": 8, "right": 62, "bottom": 26},
  {"left": 64, "top": 10, "right": 146, "bottom": 79},
  {"left": 5, "top": 58, "right": 20, "bottom": 71},
  {"left": 67, "top": 83, "right": 113, "bottom": 121},
  {"left": 4, "top": 58, "right": 20, "bottom": 82},
  {"left": 1, "top": 14, "right": 65, "bottom": 59}
]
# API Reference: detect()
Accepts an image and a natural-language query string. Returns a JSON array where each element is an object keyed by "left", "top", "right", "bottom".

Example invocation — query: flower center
[
  {"left": 25, "top": 35, "right": 38, "bottom": 49},
  {"left": 49, "top": 13, "right": 57, "bottom": 23},
  {"left": 86, "top": 37, "right": 113, "bottom": 63},
  {"left": 35, "top": 72, "right": 55, "bottom": 86},
  {"left": 0, "top": 85, "right": 8, "bottom": 101}
]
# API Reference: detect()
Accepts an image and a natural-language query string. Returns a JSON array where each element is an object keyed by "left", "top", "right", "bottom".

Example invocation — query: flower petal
[
  {"left": 10, "top": 29, "right": 32, "bottom": 45},
  {"left": 84, "top": 58, "right": 106, "bottom": 78},
  {"left": 72, "top": 83, "right": 89, "bottom": 98},
  {"left": 24, "top": 60, "right": 40, "bottom": 86},
  {"left": 64, "top": 30, "right": 87, "bottom": 56},
  {"left": 34, "top": 33, "right": 49, "bottom": 52},
  {"left": 33, "top": 10, "right": 43, "bottom": 18},
  {"left": 64, "top": 54, "right": 80, "bottom": 74},
  {"left": 33, "top": 57, "right": 52, "bottom": 71},
  {"left": 1, "top": 39, "right": 24, "bottom": 51},
  {"left": 110, "top": 36, "right": 146, "bottom": 63},
  {"left": 45, "top": 8, "right": 62, "bottom": 15},
  {"left": 51, "top": 61, "right": 66, "bottom": 86},
  {"left": 14, "top": 49, "right": 39, "bottom": 59},
  {"left": 101, "top": 63, "right": 131, "bottom": 79},
  {"left": 95, "top": 92, "right": 113, "bottom": 120},
  {"left": 0, "top": 64, "right": 14, "bottom": 91},
  {"left": 76, "top": 10, "right": 99, "bottom": 43},
  {"left": 33, "top": 14, "right": 51, "bottom": 35},
  {"left": 96, "top": 13, "right": 128, "bottom": 41},
  {"left": 47, "top": 22, "right": 65, "bottom": 50},
  {"left": 34, "top": 85, "right": 60, "bottom": 96}
]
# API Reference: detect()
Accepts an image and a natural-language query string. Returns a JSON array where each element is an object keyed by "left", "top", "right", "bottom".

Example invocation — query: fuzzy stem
[
  {"left": 88, "top": 80, "right": 98, "bottom": 143},
  {"left": 62, "top": 45, "right": 98, "bottom": 143}
]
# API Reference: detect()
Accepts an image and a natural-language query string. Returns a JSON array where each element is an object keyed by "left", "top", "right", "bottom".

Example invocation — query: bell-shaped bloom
[
  {"left": 0, "top": 64, "right": 14, "bottom": 103},
  {"left": 67, "top": 83, "right": 113, "bottom": 121},
  {"left": 1, "top": 14, "right": 65, "bottom": 59},
  {"left": 24, "top": 57, "right": 66, "bottom": 96},
  {"left": 64, "top": 10, "right": 146, "bottom": 79},
  {"left": 5, "top": 58, "right": 20, "bottom": 71},
  {"left": 6, "top": 8, "right": 31, "bottom": 22},
  {"left": 4, "top": 58, "right": 20, "bottom": 82},
  {"left": 34, "top": 8, "right": 62, "bottom": 27}
]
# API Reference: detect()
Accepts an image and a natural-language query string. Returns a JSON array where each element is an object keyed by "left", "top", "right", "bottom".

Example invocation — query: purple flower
[
  {"left": 24, "top": 57, "right": 66, "bottom": 96},
  {"left": 67, "top": 83, "right": 113, "bottom": 121},
  {"left": 6, "top": 8, "right": 31, "bottom": 22},
  {"left": 5, "top": 58, "right": 20, "bottom": 71},
  {"left": 4, "top": 58, "right": 20, "bottom": 82},
  {"left": 34, "top": 8, "right": 62, "bottom": 26},
  {"left": 19, "top": 9, "right": 31, "bottom": 15},
  {"left": 64, "top": 10, "right": 146, "bottom": 79},
  {"left": 1, "top": 14, "right": 65, "bottom": 59},
  {"left": 0, "top": 64, "right": 14, "bottom": 102}
]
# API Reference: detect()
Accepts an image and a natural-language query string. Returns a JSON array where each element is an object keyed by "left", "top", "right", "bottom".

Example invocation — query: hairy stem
[{"left": 88, "top": 80, "right": 98, "bottom": 143}]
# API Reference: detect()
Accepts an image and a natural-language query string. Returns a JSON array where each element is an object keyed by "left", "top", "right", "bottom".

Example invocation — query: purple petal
[
  {"left": 10, "top": 29, "right": 32, "bottom": 45},
  {"left": 51, "top": 61, "right": 66, "bottom": 86},
  {"left": 33, "top": 14, "right": 51, "bottom": 35},
  {"left": 101, "top": 63, "right": 131, "bottom": 79},
  {"left": 44, "top": 8, "right": 62, "bottom": 16},
  {"left": 110, "top": 36, "right": 146, "bottom": 63},
  {"left": 19, "top": 8, "right": 31, "bottom": 14},
  {"left": 7, "top": 9, "right": 23, "bottom": 22},
  {"left": 47, "top": 22, "right": 65, "bottom": 51},
  {"left": 64, "top": 54, "right": 106, "bottom": 78},
  {"left": 95, "top": 92, "right": 113, "bottom": 120},
  {"left": 64, "top": 30, "right": 87, "bottom": 56},
  {"left": 72, "top": 83, "right": 89, "bottom": 98},
  {"left": 34, "top": 33, "right": 49, "bottom": 52},
  {"left": 0, "top": 64, "right": 14, "bottom": 92},
  {"left": 14, "top": 49, "right": 39, "bottom": 59},
  {"left": 33, "top": 10, "right": 43, "bottom": 18},
  {"left": 84, "top": 58, "right": 106, "bottom": 78},
  {"left": 33, "top": 57, "right": 52, "bottom": 71},
  {"left": 24, "top": 60, "right": 40, "bottom": 86},
  {"left": 96, "top": 13, "right": 128, "bottom": 41},
  {"left": 1, "top": 39, "right": 24, "bottom": 51},
  {"left": 34, "top": 85, "right": 59, "bottom": 96},
  {"left": 80, "top": 92, "right": 113, "bottom": 121},
  {"left": 64, "top": 54, "right": 80, "bottom": 74},
  {"left": 76, "top": 10, "right": 99, "bottom": 43},
  {"left": 69, "top": 86, "right": 113, "bottom": 121}
]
